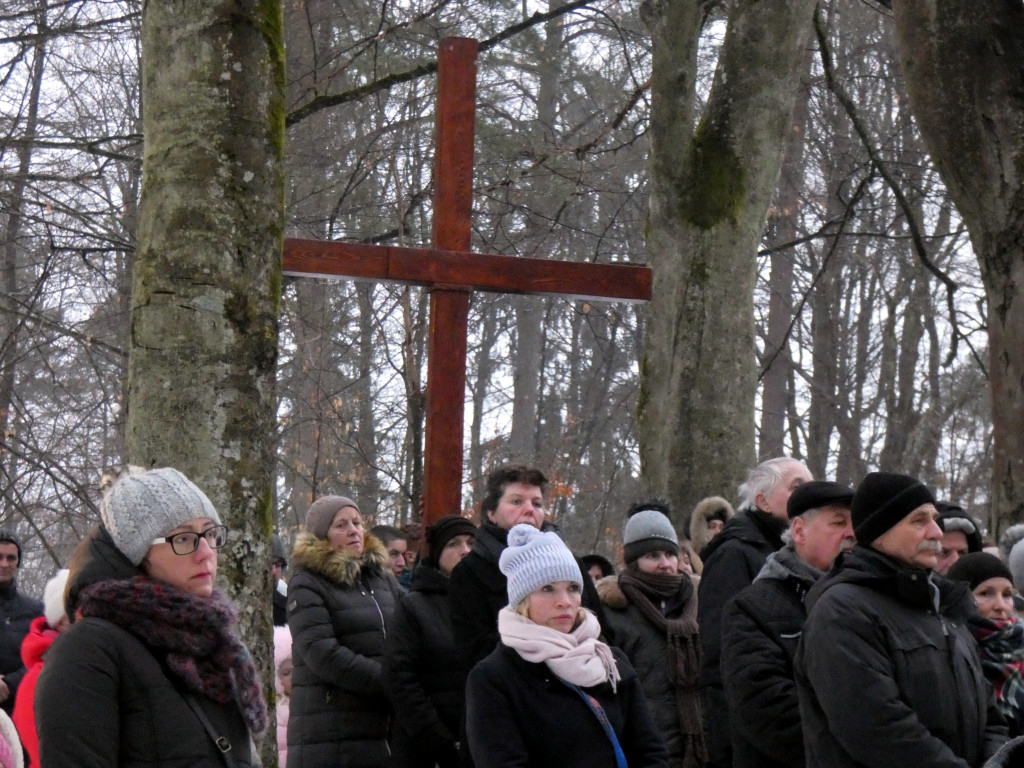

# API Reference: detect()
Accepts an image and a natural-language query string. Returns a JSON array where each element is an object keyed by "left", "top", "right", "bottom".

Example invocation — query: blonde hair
[{"left": 512, "top": 595, "right": 586, "bottom": 631}]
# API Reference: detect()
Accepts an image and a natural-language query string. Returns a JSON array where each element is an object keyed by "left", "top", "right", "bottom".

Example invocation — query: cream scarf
[{"left": 498, "top": 606, "right": 621, "bottom": 691}]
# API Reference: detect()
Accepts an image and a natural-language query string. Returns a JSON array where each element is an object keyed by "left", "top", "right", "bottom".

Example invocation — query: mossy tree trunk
[
  {"left": 889, "top": 0, "right": 1024, "bottom": 536},
  {"left": 637, "top": 0, "right": 818, "bottom": 520},
  {"left": 128, "top": 0, "right": 284, "bottom": 758}
]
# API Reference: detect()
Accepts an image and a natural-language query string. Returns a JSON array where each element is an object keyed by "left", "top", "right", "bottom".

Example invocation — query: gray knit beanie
[
  {"left": 100, "top": 467, "right": 221, "bottom": 566},
  {"left": 305, "top": 495, "right": 360, "bottom": 539},
  {"left": 623, "top": 507, "right": 679, "bottom": 564},
  {"left": 499, "top": 524, "right": 582, "bottom": 607}
]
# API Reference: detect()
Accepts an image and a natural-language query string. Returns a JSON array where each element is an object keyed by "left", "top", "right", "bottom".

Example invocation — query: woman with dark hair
[
  {"left": 385, "top": 514, "right": 477, "bottom": 768},
  {"left": 599, "top": 504, "right": 705, "bottom": 768},
  {"left": 287, "top": 495, "right": 403, "bottom": 768},
  {"left": 466, "top": 524, "right": 667, "bottom": 768},
  {"left": 949, "top": 553, "right": 1024, "bottom": 737},
  {"left": 36, "top": 467, "right": 266, "bottom": 768}
]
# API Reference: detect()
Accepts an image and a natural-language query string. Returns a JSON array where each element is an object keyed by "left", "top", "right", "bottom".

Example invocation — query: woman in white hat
[
  {"left": 36, "top": 466, "right": 266, "bottom": 768},
  {"left": 466, "top": 524, "right": 667, "bottom": 768}
]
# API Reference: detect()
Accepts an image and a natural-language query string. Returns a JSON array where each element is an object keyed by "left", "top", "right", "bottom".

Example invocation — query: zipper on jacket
[{"left": 366, "top": 582, "right": 387, "bottom": 638}]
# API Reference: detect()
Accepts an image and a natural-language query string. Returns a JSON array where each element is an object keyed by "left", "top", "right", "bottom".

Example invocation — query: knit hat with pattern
[
  {"left": 499, "top": 524, "right": 582, "bottom": 607},
  {"left": 100, "top": 467, "right": 221, "bottom": 566}
]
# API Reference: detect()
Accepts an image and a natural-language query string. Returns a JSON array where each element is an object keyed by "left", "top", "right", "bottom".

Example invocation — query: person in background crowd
[
  {"left": 371, "top": 525, "right": 411, "bottom": 586},
  {"left": 274, "top": 625, "right": 293, "bottom": 768},
  {"left": 795, "top": 472, "right": 1007, "bottom": 768},
  {"left": 598, "top": 502, "right": 705, "bottom": 768},
  {"left": 689, "top": 497, "right": 734, "bottom": 558},
  {"left": 935, "top": 501, "right": 984, "bottom": 575},
  {"left": 0, "top": 710, "right": 21, "bottom": 768},
  {"left": 580, "top": 554, "right": 615, "bottom": 584},
  {"left": 12, "top": 568, "right": 69, "bottom": 768},
  {"left": 698, "top": 457, "right": 812, "bottom": 768},
  {"left": 385, "top": 515, "right": 477, "bottom": 768},
  {"left": 287, "top": 495, "right": 402, "bottom": 768},
  {"left": 36, "top": 466, "right": 267, "bottom": 768},
  {"left": 0, "top": 531, "right": 42, "bottom": 718},
  {"left": 949, "top": 553, "right": 1024, "bottom": 737},
  {"left": 678, "top": 541, "right": 702, "bottom": 580},
  {"left": 466, "top": 524, "right": 668, "bottom": 768},
  {"left": 401, "top": 523, "right": 424, "bottom": 586},
  {"left": 272, "top": 535, "right": 289, "bottom": 626},
  {"left": 720, "top": 481, "right": 855, "bottom": 768}
]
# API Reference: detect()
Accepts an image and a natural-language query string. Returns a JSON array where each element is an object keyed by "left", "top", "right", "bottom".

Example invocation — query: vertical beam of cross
[{"left": 422, "top": 38, "right": 478, "bottom": 526}]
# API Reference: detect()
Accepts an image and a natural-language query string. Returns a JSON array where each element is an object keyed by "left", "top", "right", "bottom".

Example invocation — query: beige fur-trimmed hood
[
  {"left": 290, "top": 530, "right": 390, "bottom": 587},
  {"left": 596, "top": 573, "right": 628, "bottom": 609}
]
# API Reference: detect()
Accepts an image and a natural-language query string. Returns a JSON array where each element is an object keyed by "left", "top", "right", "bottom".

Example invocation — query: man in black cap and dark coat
[
  {"left": 0, "top": 530, "right": 42, "bottom": 715},
  {"left": 794, "top": 472, "right": 1008, "bottom": 768},
  {"left": 721, "top": 481, "right": 854, "bottom": 768}
]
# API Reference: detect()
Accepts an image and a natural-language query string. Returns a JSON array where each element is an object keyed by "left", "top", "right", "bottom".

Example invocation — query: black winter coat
[
  {"left": 384, "top": 563, "right": 464, "bottom": 768},
  {"left": 795, "top": 545, "right": 1008, "bottom": 768},
  {"left": 287, "top": 532, "right": 403, "bottom": 768},
  {"left": 598, "top": 575, "right": 697, "bottom": 766},
  {"left": 720, "top": 546, "right": 822, "bottom": 768},
  {"left": 0, "top": 580, "right": 42, "bottom": 715},
  {"left": 37, "top": 616, "right": 255, "bottom": 768},
  {"left": 466, "top": 642, "right": 669, "bottom": 768}
]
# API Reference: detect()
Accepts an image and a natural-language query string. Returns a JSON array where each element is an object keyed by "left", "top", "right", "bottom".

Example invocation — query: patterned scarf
[
  {"left": 618, "top": 567, "right": 706, "bottom": 768},
  {"left": 79, "top": 576, "right": 268, "bottom": 735},
  {"left": 969, "top": 615, "right": 1024, "bottom": 734},
  {"left": 498, "top": 607, "right": 621, "bottom": 691}
]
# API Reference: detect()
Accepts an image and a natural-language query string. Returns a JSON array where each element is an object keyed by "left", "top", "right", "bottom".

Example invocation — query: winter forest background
[{"left": 0, "top": 0, "right": 1006, "bottom": 595}]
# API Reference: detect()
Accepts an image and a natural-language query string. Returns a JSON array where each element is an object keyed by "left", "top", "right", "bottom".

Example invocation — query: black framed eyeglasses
[{"left": 152, "top": 525, "right": 229, "bottom": 555}]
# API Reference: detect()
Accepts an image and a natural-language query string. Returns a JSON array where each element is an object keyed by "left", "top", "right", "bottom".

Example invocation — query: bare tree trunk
[
  {"left": 128, "top": 0, "right": 284, "bottom": 759},
  {"left": 889, "top": 0, "right": 1024, "bottom": 534},
  {"left": 638, "top": 0, "right": 818, "bottom": 521}
]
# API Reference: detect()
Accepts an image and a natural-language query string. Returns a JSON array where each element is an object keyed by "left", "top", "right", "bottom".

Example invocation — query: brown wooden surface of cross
[{"left": 283, "top": 37, "right": 651, "bottom": 528}]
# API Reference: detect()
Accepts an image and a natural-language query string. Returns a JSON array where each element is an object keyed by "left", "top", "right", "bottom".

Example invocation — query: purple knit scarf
[{"left": 78, "top": 576, "right": 268, "bottom": 735}]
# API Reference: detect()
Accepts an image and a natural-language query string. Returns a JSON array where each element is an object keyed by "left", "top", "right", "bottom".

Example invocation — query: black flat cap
[{"left": 787, "top": 481, "right": 855, "bottom": 519}]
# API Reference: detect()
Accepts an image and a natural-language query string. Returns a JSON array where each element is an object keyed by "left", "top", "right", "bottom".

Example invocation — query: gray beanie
[
  {"left": 100, "top": 467, "right": 221, "bottom": 566},
  {"left": 499, "top": 524, "right": 582, "bottom": 607},
  {"left": 305, "top": 496, "right": 360, "bottom": 539},
  {"left": 623, "top": 507, "right": 679, "bottom": 564}
]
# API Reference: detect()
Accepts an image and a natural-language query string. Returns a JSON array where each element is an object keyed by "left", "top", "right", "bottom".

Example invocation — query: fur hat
[
  {"left": 852, "top": 472, "right": 935, "bottom": 545},
  {"left": 425, "top": 515, "right": 477, "bottom": 566},
  {"left": 100, "top": 467, "right": 221, "bottom": 566},
  {"left": 623, "top": 505, "right": 679, "bottom": 564},
  {"left": 304, "top": 496, "right": 359, "bottom": 539},
  {"left": 499, "top": 524, "right": 582, "bottom": 607},
  {"left": 787, "top": 481, "right": 854, "bottom": 518},
  {"left": 43, "top": 569, "right": 70, "bottom": 628},
  {"left": 947, "top": 552, "right": 1013, "bottom": 591}
]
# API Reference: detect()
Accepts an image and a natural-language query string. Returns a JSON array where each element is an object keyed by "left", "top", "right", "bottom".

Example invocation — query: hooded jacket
[
  {"left": 794, "top": 545, "right": 1008, "bottom": 768},
  {"left": 287, "top": 531, "right": 402, "bottom": 768},
  {"left": 12, "top": 615, "right": 56, "bottom": 767},
  {"left": 689, "top": 497, "right": 735, "bottom": 558},
  {"left": 720, "top": 546, "right": 823, "bottom": 768},
  {"left": 384, "top": 562, "right": 464, "bottom": 768},
  {"left": 598, "top": 574, "right": 698, "bottom": 765}
]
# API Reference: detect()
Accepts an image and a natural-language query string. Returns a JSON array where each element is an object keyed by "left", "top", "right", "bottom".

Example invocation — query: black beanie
[
  {"left": 947, "top": 552, "right": 1013, "bottom": 591},
  {"left": 852, "top": 472, "right": 936, "bottom": 544},
  {"left": 425, "top": 515, "right": 477, "bottom": 565}
]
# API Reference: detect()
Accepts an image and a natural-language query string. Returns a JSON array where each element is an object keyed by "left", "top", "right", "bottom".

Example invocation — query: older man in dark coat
[{"left": 795, "top": 472, "right": 1007, "bottom": 768}]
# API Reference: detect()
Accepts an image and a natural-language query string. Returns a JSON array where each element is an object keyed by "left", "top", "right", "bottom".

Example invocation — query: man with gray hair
[
  {"left": 720, "top": 481, "right": 854, "bottom": 768},
  {"left": 697, "top": 456, "right": 813, "bottom": 768},
  {"left": 795, "top": 472, "right": 1007, "bottom": 768}
]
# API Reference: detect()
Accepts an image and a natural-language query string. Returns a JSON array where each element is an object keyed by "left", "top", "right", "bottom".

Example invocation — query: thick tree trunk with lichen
[
  {"left": 637, "top": 0, "right": 817, "bottom": 522},
  {"left": 889, "top": 0, "right": 1024, "bottom": 538},
  {"left": 127, "top": 0, "right": 284, "bottom": 759}
]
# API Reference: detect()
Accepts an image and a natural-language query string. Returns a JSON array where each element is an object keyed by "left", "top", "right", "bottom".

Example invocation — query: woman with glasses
[
  {"left": 286, "top": 495, "right": 402, "bottom": 768},
  {"left": 35, "top": 466, "right": 266, "bottom": 768}
]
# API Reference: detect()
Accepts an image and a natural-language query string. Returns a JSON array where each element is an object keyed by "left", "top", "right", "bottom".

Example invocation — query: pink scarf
[{"left": 498, "top": 607, "right": 621, "bottom": 691}]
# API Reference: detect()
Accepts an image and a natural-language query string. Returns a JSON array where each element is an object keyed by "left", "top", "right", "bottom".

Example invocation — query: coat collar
[{"left": 290, "top": 530, "right": 389, "bottom": 587}]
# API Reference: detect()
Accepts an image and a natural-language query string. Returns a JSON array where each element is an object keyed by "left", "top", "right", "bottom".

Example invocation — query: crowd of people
[{"left": 2, "top": 460, "right": 1024, "bottom": 767}]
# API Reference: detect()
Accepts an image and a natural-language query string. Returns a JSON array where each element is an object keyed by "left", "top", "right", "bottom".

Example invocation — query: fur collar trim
[
  {"left": 596, "top": 574, "right": 628, "bottom": 609},
  {"left": 291, "top": 530, "right": 389, "bottom": 587}
]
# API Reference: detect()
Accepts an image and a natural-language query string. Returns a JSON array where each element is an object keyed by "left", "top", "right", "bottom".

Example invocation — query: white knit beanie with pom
[{"left": 499, "top": 524, "right": 582, "bottom": 608}]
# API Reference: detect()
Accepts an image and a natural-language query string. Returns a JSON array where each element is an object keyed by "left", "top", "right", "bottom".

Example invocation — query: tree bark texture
[
  {"left": 890, "top": 0, "right": 1024, "bottom": 535},
  {"left": 638, "top": 0, "right": 817, "bottom": 520},
  {"left": 128, "top": 0, "right": 285, "bottom": 756}
]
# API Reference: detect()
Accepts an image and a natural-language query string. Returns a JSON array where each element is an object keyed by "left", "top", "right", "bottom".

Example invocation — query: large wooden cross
[{"left": 283, "top": 37, "right": 651, "bottom": 527}]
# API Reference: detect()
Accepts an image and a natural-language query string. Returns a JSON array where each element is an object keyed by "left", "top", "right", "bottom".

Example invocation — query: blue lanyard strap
[{"left": 559, "top": 679, "right": 628, "bottom": 768}]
